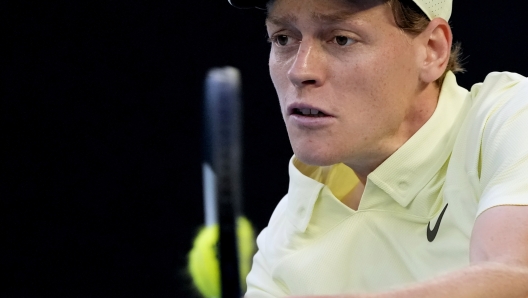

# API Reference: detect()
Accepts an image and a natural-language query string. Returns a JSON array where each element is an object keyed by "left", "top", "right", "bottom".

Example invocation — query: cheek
[
  {"left": 269, "top": 54, "right": 292, "bottom": 111},
  {"left": 382, "top": 38, "right": 419, "bottom": 80},
  {"left": 332, "top": 57, "right": 385, "bottom": 112},
  {"left": 269, "top": 53, "right": 291, "bottom": 87},
  {"left": 269, "top": 60, "right": 281, "bottom": 91},
  {"left": 350, "top": 42, "right": 415, "bottom": 98},
  {"left": 269, "top": 53, "right": 290, "bottom": 88}
]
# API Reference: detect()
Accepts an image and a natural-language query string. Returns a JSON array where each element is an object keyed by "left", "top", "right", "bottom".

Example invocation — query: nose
[{"left": 287, "top": 40, "right": 326, "bottom": 88}]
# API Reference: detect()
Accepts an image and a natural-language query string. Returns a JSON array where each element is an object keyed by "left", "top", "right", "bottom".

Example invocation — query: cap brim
[{"left": 228, "top": 0, "right": 268, "bottom": 9}]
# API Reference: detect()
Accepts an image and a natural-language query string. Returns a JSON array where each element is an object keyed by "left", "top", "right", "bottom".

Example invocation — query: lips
[
  {"left": 286, "top": 103, "right": 335, "bottom": 128},
  {"left": 287, "top": 104, "right": 333, "bottom": 117},
  {"left": 293, "top": 108, "right": 327, "bottom": 117}
]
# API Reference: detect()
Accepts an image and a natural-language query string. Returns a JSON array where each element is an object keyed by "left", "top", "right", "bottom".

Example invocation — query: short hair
[{"left": 387, "top": 0, "right": 464, "bottom": 85}]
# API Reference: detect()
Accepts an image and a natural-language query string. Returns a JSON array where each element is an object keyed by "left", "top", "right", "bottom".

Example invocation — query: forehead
[{"left": 265, "top": 0, "right": 385, "bottom": 26}]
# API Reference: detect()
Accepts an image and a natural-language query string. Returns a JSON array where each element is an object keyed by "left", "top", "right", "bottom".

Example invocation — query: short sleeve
[{"left": 477, "top": 78, "right": 528, "bottom": 216}]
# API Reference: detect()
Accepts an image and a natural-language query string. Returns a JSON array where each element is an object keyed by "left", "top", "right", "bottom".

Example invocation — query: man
[{"left": 229, "top": 0, "right": 528, "bottom": 297}]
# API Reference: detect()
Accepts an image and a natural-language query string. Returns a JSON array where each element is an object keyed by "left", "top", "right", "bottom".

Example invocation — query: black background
[{"left": 3, "top": 0, "right": 527, "bottom": 297}]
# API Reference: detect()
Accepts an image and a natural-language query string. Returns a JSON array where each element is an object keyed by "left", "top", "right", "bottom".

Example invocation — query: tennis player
[{"left": 229, "top": 0, "right": 528, "bottom": 297}]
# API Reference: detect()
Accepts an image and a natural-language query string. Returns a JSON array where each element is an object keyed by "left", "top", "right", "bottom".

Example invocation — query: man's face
[{"left": 266, "top": 0, "right": 428, "bottom": 171}]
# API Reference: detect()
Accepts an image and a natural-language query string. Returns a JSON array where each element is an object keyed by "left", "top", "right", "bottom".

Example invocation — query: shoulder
[
  {"left": 469, "top": 71, "right": 527, "bottom": 105},
  {"left": 464, "top": 72, "right": 528, "bottom": 215},
  {"left": 469, "top": 72, "right": 528, "bottom": 133},
  {"left": 462, "top": 71, "right": 528, "bottom": 144}
]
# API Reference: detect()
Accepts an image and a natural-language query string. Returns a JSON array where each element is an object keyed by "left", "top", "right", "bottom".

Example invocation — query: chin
[
  {"left": 293, "top": 148, "right": 340, "bottom": 167},
  {"left": 289, "top": 134, "right": 343, "bottom": 166}
]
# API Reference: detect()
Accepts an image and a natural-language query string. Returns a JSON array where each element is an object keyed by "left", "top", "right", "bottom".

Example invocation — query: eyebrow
[{"left": 266, "top": 10, "right": 357, "bottom": 27}]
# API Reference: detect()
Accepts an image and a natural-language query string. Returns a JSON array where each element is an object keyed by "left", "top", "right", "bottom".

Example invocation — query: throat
[{"left": 342, "top": 182, "right": 365, "bottom": 211}]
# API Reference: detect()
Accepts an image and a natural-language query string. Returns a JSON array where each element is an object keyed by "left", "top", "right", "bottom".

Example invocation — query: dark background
[{"left": 3, "top": 0, "right": 527, "bottom": 297}]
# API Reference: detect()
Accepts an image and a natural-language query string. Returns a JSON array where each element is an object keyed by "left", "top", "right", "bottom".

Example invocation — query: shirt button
[
  {"left": 298, "top": 206, "right": 306, "bottom": 216},
  {"left": 398, "top": 181, "right": 409, "bottom": 191}
]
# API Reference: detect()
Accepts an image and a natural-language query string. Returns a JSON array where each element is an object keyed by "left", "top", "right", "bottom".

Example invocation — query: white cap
[
  {"left": 412, "top": 0, "right": 453, "bottom": 21},
  {"left": 229, "top": 0, "right": 453, "bottom": 21}
]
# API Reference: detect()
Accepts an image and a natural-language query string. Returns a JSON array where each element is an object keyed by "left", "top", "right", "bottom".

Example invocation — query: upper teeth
[{"left": 300, "top": 109, "right": 320, "bottom": 115}]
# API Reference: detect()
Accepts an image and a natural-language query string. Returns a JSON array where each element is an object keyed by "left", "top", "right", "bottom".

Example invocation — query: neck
[{"left": 348, "top": 82, "right": 441, "bottom": 187}]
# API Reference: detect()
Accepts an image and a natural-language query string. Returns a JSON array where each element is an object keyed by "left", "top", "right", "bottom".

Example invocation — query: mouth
[
  {"left": 287, "top": 105, "right": 335, "bottom": 128},
  {"left": 291, "top": 108, "right": 328, "bottom": 117}
]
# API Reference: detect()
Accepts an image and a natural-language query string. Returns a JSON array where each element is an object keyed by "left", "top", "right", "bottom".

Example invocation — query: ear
[{"left": 418, "top": 18, "right": 452, "bottom": 83}]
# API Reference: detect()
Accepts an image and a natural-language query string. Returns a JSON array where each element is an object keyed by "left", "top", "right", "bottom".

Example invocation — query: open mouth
[{"left": 292, "top": 108, "right": 327, "bottom": 117}]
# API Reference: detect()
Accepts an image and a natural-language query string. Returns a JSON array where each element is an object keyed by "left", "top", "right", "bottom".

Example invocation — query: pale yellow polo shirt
[{"left": 245, "top": 71, "right": 528, "bottom": 297}]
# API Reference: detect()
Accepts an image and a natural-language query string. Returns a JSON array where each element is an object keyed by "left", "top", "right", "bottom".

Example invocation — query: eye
[
  {"left": 333, "top": 35, "right": 355, "bottom": 46},
  {"left": 270, "top": 34, "right": 294, "bottom": 46}
]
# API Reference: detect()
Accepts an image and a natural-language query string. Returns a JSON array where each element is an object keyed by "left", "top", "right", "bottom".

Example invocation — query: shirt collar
[
  {"left": 368, "top": 72, "right": 469, "bottom": 207},
  {"left": 286, "top": 157, "right": 324, "bottom": 232},
  {"left": 285, "top": 72, "right": 469, "bottom": 232}
]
